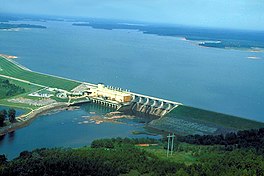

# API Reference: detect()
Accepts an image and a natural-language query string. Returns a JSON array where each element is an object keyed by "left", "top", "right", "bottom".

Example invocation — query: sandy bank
[{"left": 0, "top": 54, "right": 18, "bottom": 59}]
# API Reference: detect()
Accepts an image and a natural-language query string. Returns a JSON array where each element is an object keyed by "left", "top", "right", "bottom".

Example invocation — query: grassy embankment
[
  {"left": 0, "top": 56, "right": 81, "bottom": 110},
  {"left": 150, "top": 105, "right": 264, "bottom": 135},
  {"left": 0, "top": 55, "right": 84, "bottom": 133},
  {"left": 0, "top": 56, "right": 80, "bottom": 91}
]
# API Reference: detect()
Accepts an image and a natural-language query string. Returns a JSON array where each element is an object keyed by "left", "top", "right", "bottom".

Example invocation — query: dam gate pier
[{"left": 70, "top": 83, "right": 182, "bottom": 117}]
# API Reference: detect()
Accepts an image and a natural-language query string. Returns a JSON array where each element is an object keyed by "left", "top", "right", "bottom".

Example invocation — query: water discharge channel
[{"left": 0, "top": 103, "right": 161, "bottom": 159}]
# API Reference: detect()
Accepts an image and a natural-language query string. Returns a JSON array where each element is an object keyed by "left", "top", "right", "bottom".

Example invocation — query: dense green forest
[
  {"left": 178, "top": 128, "right": 264, "bottom": 154},
  {"left": 1, "top": 128, "right": 264, "bottom": 176},
  {"left": 0, "top": 79, "right": 25, "bottom": 99}
]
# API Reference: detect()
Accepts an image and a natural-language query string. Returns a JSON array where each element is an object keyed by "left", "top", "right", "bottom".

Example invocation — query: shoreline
[
  {"left": 0, "top": 102, "right": 69, "bottom": 136},
  {"left": 0, "top": 54, "right": 18, "bottom": 59},
  {"left": 1, "top": 52, "right": 263, "bottom": 138}
]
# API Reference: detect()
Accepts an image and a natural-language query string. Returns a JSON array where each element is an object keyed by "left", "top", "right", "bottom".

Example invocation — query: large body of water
[
  {"left": 0, "top": 104, "right": 158, "bottom": 159},
  {"left": 0, "top": 20, "right": 263, "bottom": 158},
  {"left": 1, "top": 20, "right": 263, "bottom": 121}
]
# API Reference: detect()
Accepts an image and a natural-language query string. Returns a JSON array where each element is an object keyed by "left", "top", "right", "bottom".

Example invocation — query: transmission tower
[{"left": 167, "top": 133, "right": 175, "bottom": 157}]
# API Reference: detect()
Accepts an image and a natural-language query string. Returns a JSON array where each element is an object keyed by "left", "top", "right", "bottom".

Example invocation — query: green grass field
[
  {"left": 0, "top": 76, "right": 42, "bottom": 109},
  {"left": 138, "top": 142, "right": 222, "bottom": 165},
  {"left": 0, "top": 56, "right": 81, "bottom": 91}
]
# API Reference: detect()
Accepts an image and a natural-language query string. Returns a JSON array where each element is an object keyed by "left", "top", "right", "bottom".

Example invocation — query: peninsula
[
  {"left": 0, "top": 55, "right": 263, "bottom": 136},
  {"left": 0, "top": 23, "right": 46, "bottom": 30}
]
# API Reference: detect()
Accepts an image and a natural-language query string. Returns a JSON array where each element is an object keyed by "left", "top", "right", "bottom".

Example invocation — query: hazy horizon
[{"left": 1, "top": 0, "right": 264, "bottom": 31}]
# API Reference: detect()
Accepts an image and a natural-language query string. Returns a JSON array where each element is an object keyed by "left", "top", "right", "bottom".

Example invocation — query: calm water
[
  {"left": 1, "top": 20, "right": 263, "bottom": 121},
  {"left": 0, "top": 104, "right": 159, "bottom": 159},
  {"left": 0, "top": 20, "right": 264, "bottom": 158}
]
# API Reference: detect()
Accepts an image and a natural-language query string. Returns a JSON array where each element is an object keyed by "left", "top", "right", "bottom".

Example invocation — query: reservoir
[
  {"left": 0, "top": 20, "right": 263, "bottom": 121},
  {"left": 0, "top": 19, "right": 263, "bottom": 158}
]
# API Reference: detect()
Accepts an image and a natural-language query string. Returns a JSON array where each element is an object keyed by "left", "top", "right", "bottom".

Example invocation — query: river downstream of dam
[{"left": 0, "top": 104, "right": 161, "bottom": 159}]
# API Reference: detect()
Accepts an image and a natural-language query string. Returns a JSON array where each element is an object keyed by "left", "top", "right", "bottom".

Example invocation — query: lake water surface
[
  {"left": 0, "top": 20, "right": 263, "bottom": 158},
  {"left": 1, "top": 20, "right": 263, "bottom": 121}
]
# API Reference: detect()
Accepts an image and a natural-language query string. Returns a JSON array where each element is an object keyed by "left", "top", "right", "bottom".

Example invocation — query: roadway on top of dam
[
  {"left": 132, "top": 92, "right": 182, "bottom": 105},
  {"left": 80, "top": 82, "right": 182, "bottom": 107}
]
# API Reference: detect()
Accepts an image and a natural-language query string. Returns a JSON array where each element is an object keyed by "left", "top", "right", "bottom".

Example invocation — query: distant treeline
[
  {"left": 0, "top": 79, "right": 25, "bottom": 98},
  {"left": 73, "top": 21, "right": 264, "bottom": 50},
  {"left": 179, "top": 128, "right": 264, "bottom": 154}
]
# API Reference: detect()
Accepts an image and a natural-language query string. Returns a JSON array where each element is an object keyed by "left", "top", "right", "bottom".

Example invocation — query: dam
[
  {"left": 69, "top": 83, "right": 182, "bottom": 117},
  {"left": 1, "top": 54, "right": 263, "bottom": 137},
  {"left": 68, "top": 83, "right": 264, "bottom": 134},
  {"left": 128, "top": 93, "right": 182, "bottom": 117}
]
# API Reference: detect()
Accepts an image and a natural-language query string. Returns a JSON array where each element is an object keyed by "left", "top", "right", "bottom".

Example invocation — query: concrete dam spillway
[
  {"left": 79, "top": 83, "right": 182, "bottom": 118},
  {"left": 120, "top": 94, "right": 181, "bottom": 118},
  {"left": 75, "top": 83, "right": 264, "bottom": 135}
]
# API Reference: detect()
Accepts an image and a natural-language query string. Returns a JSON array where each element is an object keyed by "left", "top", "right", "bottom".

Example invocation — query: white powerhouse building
[{"left": 89, "top": 84, "right": 132, "bottom": 103}]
